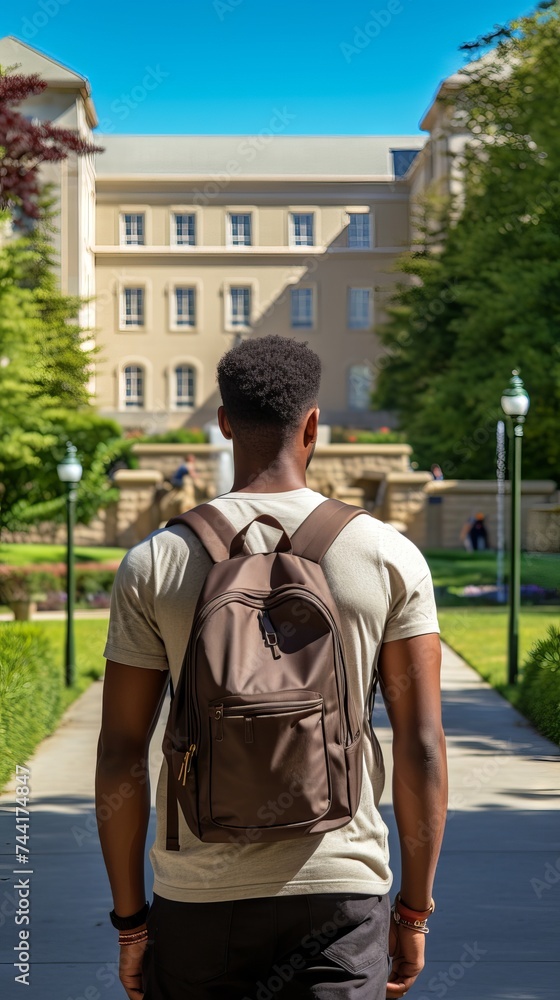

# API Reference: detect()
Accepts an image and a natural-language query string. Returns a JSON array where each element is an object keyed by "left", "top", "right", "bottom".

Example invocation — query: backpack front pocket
[{"left": 208, "top": 690, "right": 331, "bottom": 830}]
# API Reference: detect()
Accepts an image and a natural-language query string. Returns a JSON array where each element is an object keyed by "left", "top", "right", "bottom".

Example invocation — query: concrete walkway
[{"left": 0, "top": 644, "right": 559, "bottom": 999}]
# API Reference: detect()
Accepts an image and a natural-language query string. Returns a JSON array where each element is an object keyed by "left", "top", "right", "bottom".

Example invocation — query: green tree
[
  {"left": 0, "top": 222, "right": 122, "bottom": 533},
  {"left": 0, "top": 67, "right": 121, "bottom": 535},
  {"left": 374, "top": 1, "right": 560, "bottom": 481}
]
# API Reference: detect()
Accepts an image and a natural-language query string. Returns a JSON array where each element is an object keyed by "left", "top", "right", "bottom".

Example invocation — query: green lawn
[
  {"left": 0, "top": 543, "right": 127, "bottom": 566},
  {"left": 425, "top": 548, "right": 560, "bottom": 592},
  {"left": 438, "top": 606, "right": 560, "bottom": 705}
]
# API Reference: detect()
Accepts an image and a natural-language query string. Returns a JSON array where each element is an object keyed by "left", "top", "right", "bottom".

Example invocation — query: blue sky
[{"left": 3, "top": 0, "right": 536, "bottom": 135}]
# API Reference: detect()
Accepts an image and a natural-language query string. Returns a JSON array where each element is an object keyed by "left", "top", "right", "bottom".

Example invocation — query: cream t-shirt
[{"left": 103, "top": 488, "right": 440, "bottom": 903}]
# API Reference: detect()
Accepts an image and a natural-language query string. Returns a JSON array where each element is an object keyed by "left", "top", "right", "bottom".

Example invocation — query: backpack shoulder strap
[
  {"left": 290, "top": 498, "right": 371, "bottom": 562},
  {"left": 166, "top": 503, "right": 237, "bottom": 564}
]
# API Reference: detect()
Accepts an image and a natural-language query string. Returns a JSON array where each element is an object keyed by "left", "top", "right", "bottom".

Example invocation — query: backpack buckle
[{"left": 258, "top": 610, "right": 281, "bottom": 660}]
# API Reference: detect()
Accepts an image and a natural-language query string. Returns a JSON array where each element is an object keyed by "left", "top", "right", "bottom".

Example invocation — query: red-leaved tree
[{"left": 0, "top": 71, "right": 103, "bottom": 225}]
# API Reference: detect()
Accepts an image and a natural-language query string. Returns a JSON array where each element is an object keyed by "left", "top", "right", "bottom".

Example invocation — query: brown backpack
[{"left": 163, "top": 498, "right": 373, "bottom": 850}]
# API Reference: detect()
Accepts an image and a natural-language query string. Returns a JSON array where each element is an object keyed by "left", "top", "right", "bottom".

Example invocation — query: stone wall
[
  {"left": 526, "top": 504, "right": 560, "bottom": 553},
  {"left": 3, "top": 443, "right": 558, "bottom": 553},
  {"left": 132, "top": 442, "right": 413, "bottom": 499},
  {"left": 423, "top": 480, "right": 558, "bottom": 550}
]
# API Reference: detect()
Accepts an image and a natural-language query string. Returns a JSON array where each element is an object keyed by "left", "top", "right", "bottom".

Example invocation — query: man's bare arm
[
  {"left": 95, "top": 661, "right": 169, "bottom": 918},
  {"left": 378, "top": 633, "right": 448, "bottom": 911}
]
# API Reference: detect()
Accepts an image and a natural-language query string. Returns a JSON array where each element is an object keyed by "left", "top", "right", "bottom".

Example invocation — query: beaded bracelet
[
  {"left": 118, "top": 928, "right": 149, "bottom": 947},
  {"left": 391, "top": 907, "right": 429, "bottom": 934}
]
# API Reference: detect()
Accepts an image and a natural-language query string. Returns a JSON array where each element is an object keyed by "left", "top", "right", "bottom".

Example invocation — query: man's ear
[
  {"left": 217, "top": 405, "right": 232, "bottom": 440},
  {"left": 304, "top": 407, "right": 320, "bottom": 445}
]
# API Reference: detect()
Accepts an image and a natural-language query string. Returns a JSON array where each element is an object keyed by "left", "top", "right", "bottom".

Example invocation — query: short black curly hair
[{"left": 217, "top": 336, "right": 321, "bottom": 449}]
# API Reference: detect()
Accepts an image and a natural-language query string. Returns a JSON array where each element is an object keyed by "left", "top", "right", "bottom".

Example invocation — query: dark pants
[{"left": 142, "top": 891, "right": 390, "bottom": 999}]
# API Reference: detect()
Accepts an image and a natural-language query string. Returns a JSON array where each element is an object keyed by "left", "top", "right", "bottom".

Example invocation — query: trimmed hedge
[
  {"left": 0, "top": 624, "right": 63, "bottom": 789},
  {"left": 518, "top": 626, "right": 560, "bottom": 745}
]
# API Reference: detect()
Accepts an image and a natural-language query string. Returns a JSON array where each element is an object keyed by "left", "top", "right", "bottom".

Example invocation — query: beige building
[{"left": 0, "top": 35, "right": 457, "bottom": 432}]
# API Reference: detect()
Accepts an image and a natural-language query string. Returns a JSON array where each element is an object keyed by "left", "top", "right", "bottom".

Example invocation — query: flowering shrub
[
  {"left": 0, "top": 562, "right": 120, "bottom": 607},
  {"left": 330, "top": 427, "right": 407, "bottom": 444}
]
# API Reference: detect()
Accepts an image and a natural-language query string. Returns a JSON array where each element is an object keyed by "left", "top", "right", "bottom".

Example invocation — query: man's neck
[
  {"left": 229, "top": 456, "right": 309, "bottom": 494},
  {"left": 229, "top": 472, "right": 308, "bottom": 494}
]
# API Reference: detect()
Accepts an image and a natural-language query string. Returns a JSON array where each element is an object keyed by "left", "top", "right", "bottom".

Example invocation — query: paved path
[
  {"left": 0, "top": 610, "right": 111, "bottom": 622},
  {"left": 0, "top": 644, "right": 559, "bottom": 999}
]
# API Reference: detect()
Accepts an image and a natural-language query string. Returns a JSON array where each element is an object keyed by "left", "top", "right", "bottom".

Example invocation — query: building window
[
  {"left": 173, "top": 213, "right": 196, "bottom": 245},
  {"left": 348, "top": 288, "right": 373, "bottom": 329},
  {"left": 123, "top": 364, "right": 145, "bottom": 409},
  {"left": 174, "top": 287, "right": 196, "bottom": 328},
  {"left": 291, "top": 288, "right": 314, "bottom": 328},
  {"left": 121, "top": 213, "right": 145, "bottom": 246},
  {"left": 122, "top": 288, "right": 145, "bottom": 327},
  {"left": 228, "top": 213, "right": 252, "bottom": 246},
  {"left": 175, "top": 365, "right": 196, "bottom": 408},
  {"left": 290, "top": 212, "right": 314, "bottom": 247},
  {"left": 347, "top": 363, "right": 374, "bottom": 411},
  {"left": 229, "top": 287, "right": 251, "bottom": 328},
  {"left": 348, "top": 213, "right": 371, "bottom": 248}
]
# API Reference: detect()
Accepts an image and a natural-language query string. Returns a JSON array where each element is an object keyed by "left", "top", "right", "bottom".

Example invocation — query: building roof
[
  {"left": 95, "top": 134, "right": 426, "bottom": 180},
  {"left": 0, "top": 36, "right": 98, "bottom": 127}
]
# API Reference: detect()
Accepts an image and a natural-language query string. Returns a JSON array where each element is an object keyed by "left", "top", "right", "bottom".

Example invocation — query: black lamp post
[
  {"left": 500, "top": 371, "right": 530, "bottom": 685},
  {"left": 57, "top": 442, "right": 83, "bottom": 687}
]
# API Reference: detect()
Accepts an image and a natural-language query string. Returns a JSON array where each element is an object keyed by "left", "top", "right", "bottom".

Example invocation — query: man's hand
[
  {"left": 386, "top": 921, "right": 425, "bottom": 998},
  {"left": 119, "top": 937, "right": 148, "bottom": 999}
]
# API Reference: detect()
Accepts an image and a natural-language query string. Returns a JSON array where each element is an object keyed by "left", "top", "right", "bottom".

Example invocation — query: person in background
[
  {"left": 468, "top": 512, "right": 489, "bottom": 551},
  {"left": 430, "top": 464, "right": 444, "bottom": 481},
  {"left": 169, "top": 453, "right": 201, "bottom": 491}
]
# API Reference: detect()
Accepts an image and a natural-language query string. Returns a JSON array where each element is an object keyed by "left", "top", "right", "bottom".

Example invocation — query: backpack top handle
[{"left": 229, "top": 514, "right": 292, "bottom": 558}]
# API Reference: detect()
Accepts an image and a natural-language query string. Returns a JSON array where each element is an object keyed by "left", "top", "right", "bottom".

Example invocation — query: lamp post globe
[
  {"left": 57, "top": 442, "right": 83, "bottom": 485},
  {"left": 500, "top": 371, "right": 530, "bottom": 686},
  {"left": 57, "top": 442, "right": 83, "bottom": 687},
  {"left": 501, "top": 370, "right": 530, "bottom": 420}
]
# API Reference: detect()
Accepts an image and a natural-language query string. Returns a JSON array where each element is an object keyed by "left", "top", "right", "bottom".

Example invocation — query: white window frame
[
  {"left": 348, "top": 288, "right": 373, "bottom": 330},
  {"left": 173, "top": 363, "right": 197, "bottom": 409},
  {"left": 289, "top": 212, "right": 315, "bottom": 247},
  {"left": 290, "top": 287, "right": 315, "bottom": 329},
  {"left": 227, "top": 285, "right": 252, "bottom": 330},
  {"left": 122, "top": 363, "right": 145, "bottom": 409},
  {"left": 120, "top": 287, "right": 145, "bottom": 329},
  {"left": 172, "top": 212, "right": 197, "bottom": 246},
  {"left": 172, "top": 286, "right": 197, "bottom": 330},
  {"left": 120, "top": 212, "right": 145, "bottom": 246},
  {"left": 347, "top": 212, "right": 372, "bottom": 249},
  {"left": 227, "top": 212, "right": 252, "bottom": 247},
  {"left": 347, "top": 362, "right": 375, "bottom": 412}
]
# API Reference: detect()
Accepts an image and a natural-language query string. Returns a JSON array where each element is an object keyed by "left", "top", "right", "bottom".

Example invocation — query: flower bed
[{"left": 0, "top": 561, "right": 121, "bottom": 614}]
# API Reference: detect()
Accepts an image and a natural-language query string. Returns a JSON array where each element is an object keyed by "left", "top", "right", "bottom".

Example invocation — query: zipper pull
[
  {"left": 177, "top": 752, "right": 188, "bottom": 785},
  {"left": 177, "top": 744, "right": 197, "bottom": 785},
  {"left": 186, "top": 743, "right": 197, "bottom": 773},
  {"left": 258, "top": 610, "right": 281, "bottom": 659}
]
